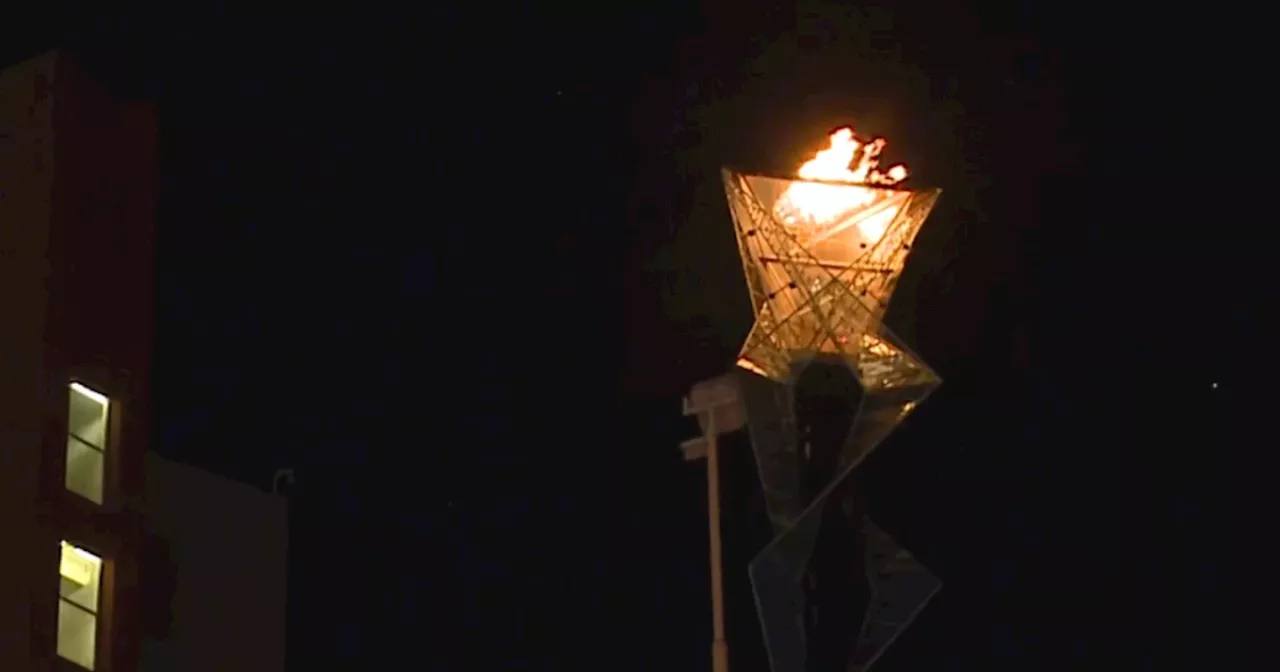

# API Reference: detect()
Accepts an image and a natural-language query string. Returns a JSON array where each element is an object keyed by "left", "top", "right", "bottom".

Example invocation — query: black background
[{"left": 3, "top": 1, "right": 1265, "bottom": 669}]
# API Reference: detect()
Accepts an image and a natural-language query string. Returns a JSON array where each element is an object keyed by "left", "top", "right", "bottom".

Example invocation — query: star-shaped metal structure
[
  {"left": 723, "top": 168, "right": 940, "bottom": 382},
  {"left": 715, "top": 167, "right": 945, "bottom": 671}
]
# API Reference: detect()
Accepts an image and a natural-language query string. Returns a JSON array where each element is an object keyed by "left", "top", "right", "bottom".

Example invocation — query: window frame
[
  {"left": 60, "top": 376, "right": 121, "bottom": 508},
  {"left": 56, "top": 539, "right": 106, "bottom": 672}
]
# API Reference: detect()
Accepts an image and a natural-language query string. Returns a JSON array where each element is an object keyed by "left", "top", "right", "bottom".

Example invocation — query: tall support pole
[
  {"left": 681, "top": 376, "right": 743, "bottom": 672},
  {"left": 704, "top": 413, "right": 729, "bottom": 672}
]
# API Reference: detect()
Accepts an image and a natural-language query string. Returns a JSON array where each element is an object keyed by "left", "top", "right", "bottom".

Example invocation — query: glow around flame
[{"left": 775, "top": 127, "right": 908, "bottom": 244}]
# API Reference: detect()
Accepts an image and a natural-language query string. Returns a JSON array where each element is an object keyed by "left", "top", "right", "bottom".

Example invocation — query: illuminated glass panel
[
  {"left": 58, "top": 541, "right": 102, "bottom": 670},
  {"left": 65, "top": 382, "right": 109, "bottom": 504}
]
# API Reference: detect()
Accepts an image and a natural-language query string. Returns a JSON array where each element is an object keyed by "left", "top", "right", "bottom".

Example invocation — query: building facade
[{"left": 1, "top": 51, "right": 286, "bottom": 672}]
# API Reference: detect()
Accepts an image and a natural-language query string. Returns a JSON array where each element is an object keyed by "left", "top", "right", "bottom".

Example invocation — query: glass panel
[
  {"left": 849, "top": 521, "right": 943, "bottom": 671},
  {"left": 749, "top": 501, "right": 941, "bottom": 672},
  {"left": 68, "top": 383, "right": 109, "bottom": 450},
  {"left": 65, "top": 437, "right": 105, "bottom": 505},
  {"left": 732, "top": 348, "right": 938, "bottom": 536},
  {"left": 59, "top": 542, "right": 102, "bottom": 614},
  {"left": 57, "top": 599, "right": 97, "bottom": 670},
  {"left": 746, "top": 173, "right": 913, "bottom": 268}
]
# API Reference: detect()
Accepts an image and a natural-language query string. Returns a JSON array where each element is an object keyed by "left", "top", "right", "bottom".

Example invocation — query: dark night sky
[{"left": 4, "top": 2, "right": 1266, "bottom": 669}]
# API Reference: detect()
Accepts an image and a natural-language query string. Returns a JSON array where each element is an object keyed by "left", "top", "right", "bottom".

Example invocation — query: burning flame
[
  {"left": 796, "top": 128, "right": 906, "bottom": 186},
  {"left": 775, "top": 127, "right": 908, "bottom": 244}
]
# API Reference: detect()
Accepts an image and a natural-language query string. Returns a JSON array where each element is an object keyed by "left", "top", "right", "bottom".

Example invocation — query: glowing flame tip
[{"left": 795, "top": 126, "right": 908, "bottom": 187}]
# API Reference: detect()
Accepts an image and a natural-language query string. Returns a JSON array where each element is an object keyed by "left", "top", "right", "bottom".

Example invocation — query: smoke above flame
[{"left": 775, "top": 127, "right": 908, "bottom": 244}]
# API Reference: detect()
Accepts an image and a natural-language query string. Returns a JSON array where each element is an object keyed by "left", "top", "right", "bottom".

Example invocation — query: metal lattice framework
[
  {"left": 724, "top": 168, "right": 940, "bottom": 381},
  {"left": 719, "top": 168, "right": 944, "bottom": 672}
]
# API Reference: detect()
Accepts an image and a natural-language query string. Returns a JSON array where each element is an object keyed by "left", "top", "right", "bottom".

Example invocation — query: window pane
[
  {"left": 65, "top": 437, "right": 105, "bottom": 505},
  {"left": 57, "top": 542, "right": 101, "bottom": 670},
  {"left": 59, "top": 542, "right": 102, "bottom": 614},
  {"left": 57, "top": 599, "right": 97, "bottom": 670},
  {"left": 68, "top": 383, "right": 109, "bottom": 449}
]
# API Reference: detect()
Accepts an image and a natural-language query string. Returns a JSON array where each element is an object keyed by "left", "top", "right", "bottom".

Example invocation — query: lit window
[
  {"left": 58, "top": 541, "right": 102, "bottom": 670},
  {"left": 66, "top": 382, "right": 109, "bottom": 504}
]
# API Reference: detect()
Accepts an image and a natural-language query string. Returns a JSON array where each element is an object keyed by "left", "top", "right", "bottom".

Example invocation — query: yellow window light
[
  {"left": 59, "top": 542, "right": 102, "bottom": 587},
  {"left": 69, "top": 382, "right": 110, "bottom": 407}
]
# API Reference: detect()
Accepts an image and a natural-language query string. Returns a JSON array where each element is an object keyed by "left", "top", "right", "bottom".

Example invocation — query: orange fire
[{"left": 775, "top": 127, "right": 908, "bottom": 245}]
